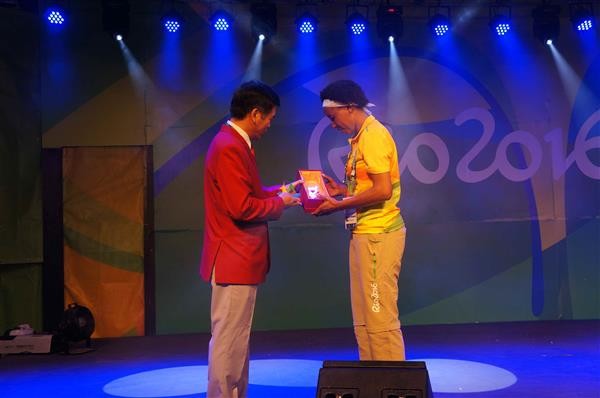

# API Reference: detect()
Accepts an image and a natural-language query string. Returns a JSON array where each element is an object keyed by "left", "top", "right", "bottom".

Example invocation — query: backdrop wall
[{"left": 1, "top": 1, "right": 598, "bottom": 335}]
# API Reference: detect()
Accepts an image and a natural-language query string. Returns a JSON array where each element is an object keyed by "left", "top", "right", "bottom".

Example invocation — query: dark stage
[{"left": 1, "top": 320, "right": 599, "bottom": 398}]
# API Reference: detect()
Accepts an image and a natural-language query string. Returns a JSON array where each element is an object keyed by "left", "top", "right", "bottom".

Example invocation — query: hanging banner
[{"left": 63, "top": 146, "right": 146, "bottom": 337}]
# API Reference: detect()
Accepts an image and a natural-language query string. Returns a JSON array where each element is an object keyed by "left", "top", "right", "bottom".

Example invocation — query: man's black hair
[
  {"left": 230, "top": 80, "right": 280, "bottom": 119},
  {"left": 319, "top": 80, "right": 370, "bottom": 108}
]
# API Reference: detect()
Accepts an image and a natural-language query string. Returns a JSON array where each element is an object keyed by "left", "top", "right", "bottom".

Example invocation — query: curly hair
[{"left": 319, "top": 80, "right": 370, "bottom": 108}]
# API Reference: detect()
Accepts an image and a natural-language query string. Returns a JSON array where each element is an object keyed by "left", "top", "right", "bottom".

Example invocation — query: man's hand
[
  {"left": 278, "top": 191, "right": 301, "bottom": 207},
  {"left": 280, "top": 179, "right": 302, "bottom": 194},
  {"left": 322, "top": 174, "right": 347, "bottom": 197},
  {"left": 311, "top": 196, "right": 340, "bottom": 216}
]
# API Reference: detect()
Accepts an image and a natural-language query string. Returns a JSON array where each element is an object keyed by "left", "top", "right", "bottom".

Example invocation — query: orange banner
[{"left": 63, "top": 147, "right": 146, "bottom": 337}]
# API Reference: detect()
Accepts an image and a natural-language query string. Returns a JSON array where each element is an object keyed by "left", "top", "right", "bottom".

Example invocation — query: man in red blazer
[{"left": 200, "top": 80, "right": 299, "bottom": 398}]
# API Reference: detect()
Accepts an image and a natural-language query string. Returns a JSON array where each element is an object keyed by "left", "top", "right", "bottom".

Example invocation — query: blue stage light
[
  {"left": 490, "top": 15, "right": 512, "bottom": 36},
  {"left": 570, "top": 3, "right": 595, "bottom": 32},
  {"left": 496, "top": 23, "right": 511, "bottom": 35},
  {"left": 161, "top": 11, "right": 182, "bottom": 33},
  {"left": 164, "top": 19, "right": 180, "bottom": 33},
  {"left": 214, "top": 17, "right": 229, "bottom": 31},
  {"left": 296, "top": 12, "right": 318, "bottom": 34},
  {"left": 428, "top": 5, "right": 451, "bottom": 38},
  {"left": 46, "top": 8, "right": 65, "bottom": 25},
  {"left": 299, "top": 20, "right": 314, "bottom": 33},
  {"left": 350, "top": 22, "right": 366, "bottom": 35},
  {"left": 435, "top": 24, "right": 448, "bottom": 36},
  {"left": 577, "top": 19, "right": 593, "bottom": 31},
  {"left": 346, "top": 12, "right": 368, "bottom": 36},
  {"left": 211, "top": 10, "right": 233, "bottom": 32},
  {"left": 429, "top": 15, "right": 450, "bottom": 36},
  {"left": 489, "top": 5, "right": 512, "bottom": 37}
]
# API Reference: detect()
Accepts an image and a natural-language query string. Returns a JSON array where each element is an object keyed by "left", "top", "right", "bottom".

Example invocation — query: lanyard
[
  {"left": 344, "top": 144, "right": 357, "bottom": 196},
  {"left": 344, "top": 143, "right": 358, "bottom": 231},
  {"left": 345, "top": 120, "right": 373, "bottom": 196}
]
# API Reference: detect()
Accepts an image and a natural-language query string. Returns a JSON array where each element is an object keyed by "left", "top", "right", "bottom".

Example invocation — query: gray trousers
[{"left": 207, "top": 276, "right": 258, "bottom": 398}]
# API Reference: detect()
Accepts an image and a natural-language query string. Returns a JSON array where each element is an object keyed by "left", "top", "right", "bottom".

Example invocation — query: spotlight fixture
[
  {"left": 377, "top": 2, "right": 403, "bottom": 43},
  {"left": 55, "top": 303, "right": 95, "bottom": 354},
  {"left": 44, "top": 1, "right": 67, "bottom": 26},
  {"left": 489, "top": 4, "right": 512, "bottom": 36},
  {"left": 164, "top": 20, "right": 180, "bottom": 33},
  {"left": 210, "top": 9, "right": 234, "bottom": 32},
  {"left": 345, "top": 4, "right": 369, "bottom": 36},
  {"left": 428, "top": 6, "right": 451, "bottom": 37},
  {"left": 532, "top": 3, "right": 560, "bottom": 45},
  {"left": 295, "top": 1, "right": 319, "bottom": 34},
  {"left": 296, "top": 12, "right": 318, "bottom": 34},
  {"left": 347, "top": 12, "right": 368, "bottom": 35},
  {"left": 251, "top": 1, "right": 277, "bottom": 41},
  {"left": 102, "top": 0, "right": 130, "bottom": 40},
  {"left": 45, "top": 7, "right": 65, "bottom": 25},
  {"left": 570, "top": 2, "right": 595, "bottom": 32},
  {"left": 161, "top": 11, "right": 183, "bottom": 33}
]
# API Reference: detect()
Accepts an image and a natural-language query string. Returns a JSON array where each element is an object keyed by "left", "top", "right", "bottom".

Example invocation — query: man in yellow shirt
[{"left": 313, "top": 79, "right": 406, "bottom": 360}]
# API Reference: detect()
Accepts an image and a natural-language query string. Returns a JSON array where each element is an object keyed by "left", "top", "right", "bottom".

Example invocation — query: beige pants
[
  {"left": 207, "top": 276, "right": 257, "bottom": 398},
  {"left": 349, "top": 228, "right": 406, "bottom": 360}
]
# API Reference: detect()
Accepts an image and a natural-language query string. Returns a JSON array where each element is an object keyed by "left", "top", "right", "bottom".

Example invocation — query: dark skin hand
[
  {"left": 321, "top": 173, "right": 347, "bottom": 197},
  {"left": 312, "top": 172, "right": 392, "bottom": 216}
]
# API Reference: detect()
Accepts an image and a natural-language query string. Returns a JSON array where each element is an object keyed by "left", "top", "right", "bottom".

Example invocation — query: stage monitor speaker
[{"left": 316, "top": 360, "right": 433, "bottom": 398}]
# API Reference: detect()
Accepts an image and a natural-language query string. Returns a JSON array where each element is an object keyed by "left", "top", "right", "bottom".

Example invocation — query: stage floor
[{"left": 1, "top": 320, "right": 599, "bottom": 397}]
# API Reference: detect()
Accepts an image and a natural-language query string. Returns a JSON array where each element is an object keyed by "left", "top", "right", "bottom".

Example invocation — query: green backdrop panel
[
  {"left": 155, "top": 229, "right": 209, "bottom": 334},
  {"left": 0, "top": 263, "right": 42, "bottom": 333}
]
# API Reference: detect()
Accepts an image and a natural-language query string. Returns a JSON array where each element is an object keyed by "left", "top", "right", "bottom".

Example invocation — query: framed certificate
[{"left": 298, "top": 169, "right": 330, "bottom": 212}]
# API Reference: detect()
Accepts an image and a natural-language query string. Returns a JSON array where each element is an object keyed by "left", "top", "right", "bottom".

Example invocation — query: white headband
[
  {"left": 322, "top": 99, "right": 376, "bottom": 108},
  {"left": 322, "top": 99, "right": 375, "bottom": 115}
]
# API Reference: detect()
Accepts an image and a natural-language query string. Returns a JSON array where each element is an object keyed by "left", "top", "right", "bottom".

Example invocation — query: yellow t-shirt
[{"left": 345, "top": 115, "right": 404, "bottom": 234}]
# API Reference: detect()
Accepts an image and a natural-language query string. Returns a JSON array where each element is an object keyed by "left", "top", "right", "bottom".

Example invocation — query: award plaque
[{"left": 298, "top": 169, "right": 330, "bottom": 212}]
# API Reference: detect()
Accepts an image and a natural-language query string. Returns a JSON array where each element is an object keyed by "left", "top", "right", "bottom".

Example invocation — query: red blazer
[{"left": 200, "top": 124, "right": 284, "bottom": 284}]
